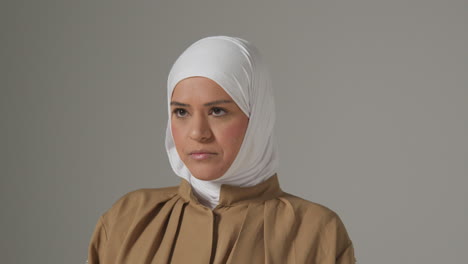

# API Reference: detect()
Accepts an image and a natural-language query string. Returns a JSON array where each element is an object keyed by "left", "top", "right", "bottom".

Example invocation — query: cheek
[
  {"left": 220, "top": 119, "right": 249, "bottom": 151},
  {"left": 171, "top": 122, "right": 183, "bottom": 148}
]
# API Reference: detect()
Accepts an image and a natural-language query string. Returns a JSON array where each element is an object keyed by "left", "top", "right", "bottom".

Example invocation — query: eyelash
[
  {"left": 210, "top": 107, "right": 227, "bottom": 116},
  {"left": 172, "top": 108, "right": 188, "bottom": 118},
  {"left": 172, "top": 107, "right": 228, "bottom": 118}
]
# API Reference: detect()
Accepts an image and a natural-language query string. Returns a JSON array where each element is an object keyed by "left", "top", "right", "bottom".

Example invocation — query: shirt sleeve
[
  {"left": 323, "top": 212, "right": 356, "bottom": 263},
  {"left": 336, "top": 241, "right": 356, "bottom": 264},
  {"left": 87, "top": 215, "right": 108, "bottom": 264}
]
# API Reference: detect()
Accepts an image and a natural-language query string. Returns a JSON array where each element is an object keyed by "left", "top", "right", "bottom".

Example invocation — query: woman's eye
[
  {"left": 173, "top": 109, "right": 188, "bottom": 118},
  {"left": 211, "top": 107, "right": 227, "bottom": 116}
]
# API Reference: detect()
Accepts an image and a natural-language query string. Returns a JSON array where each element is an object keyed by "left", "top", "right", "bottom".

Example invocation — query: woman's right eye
[{"left": 173, "top": 108, "right": 188, "bottom": 118}]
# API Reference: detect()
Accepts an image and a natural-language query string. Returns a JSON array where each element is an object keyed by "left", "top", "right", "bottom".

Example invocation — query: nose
[{"left": 189, "top": 114, "right": 213, "bottom": 142}]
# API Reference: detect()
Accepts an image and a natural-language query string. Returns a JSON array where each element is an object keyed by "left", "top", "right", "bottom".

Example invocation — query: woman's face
[{"left": 170, "top": 77, "right": 249, "bottom": 181}]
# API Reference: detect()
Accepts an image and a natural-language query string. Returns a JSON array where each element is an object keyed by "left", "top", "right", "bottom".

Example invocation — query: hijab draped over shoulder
[{"left": 165, "top": 36, "right": 279, "bottom": 209}]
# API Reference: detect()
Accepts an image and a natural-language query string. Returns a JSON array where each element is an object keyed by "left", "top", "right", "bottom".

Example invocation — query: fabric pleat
[
  {"left": 263, "top": 197, "right": 298, "bottom": 263},
  {"left": 114, "top": 195, "right": 179, "bottom": 263},
  {"left": 225, "top": 203, "right": 265, "bottom": 263},
  {"left": 151, "top": 198, "right": 185, "bottom": 263}
]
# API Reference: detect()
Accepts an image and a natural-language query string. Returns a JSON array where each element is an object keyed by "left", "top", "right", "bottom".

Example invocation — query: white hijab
[{"left": 165, "top": 36, "right": 278, "bottom": 209}]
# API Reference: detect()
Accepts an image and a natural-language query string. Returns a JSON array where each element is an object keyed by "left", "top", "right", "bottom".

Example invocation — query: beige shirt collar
[{"left": 178, "top": 174, "right": 283, "bottom": 208}]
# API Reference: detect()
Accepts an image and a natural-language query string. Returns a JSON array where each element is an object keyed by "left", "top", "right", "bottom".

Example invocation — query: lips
[{"left": 189, "top": 150, "right": 218, "bottom": 160}]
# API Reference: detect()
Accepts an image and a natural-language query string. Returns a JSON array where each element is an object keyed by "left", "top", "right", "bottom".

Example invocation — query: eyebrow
[{"left": 170, "top": 100, "right": 234, "bottom": 107}]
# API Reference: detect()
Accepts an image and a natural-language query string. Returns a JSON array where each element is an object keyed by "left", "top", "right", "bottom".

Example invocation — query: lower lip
[{"left": 190, "top": 153, "right": 216, "bottom": 160}]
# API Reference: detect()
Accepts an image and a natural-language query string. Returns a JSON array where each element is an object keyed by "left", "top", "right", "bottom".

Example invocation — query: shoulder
[
  {"left": 280, "top": 192, "right": 351, "bottom": 238},
  {"left": 101, "top": 186, "right": 179, "bottom": 225},
  {"left": 278, "top": 192, "right": 353, "bottom": 259},
  {"left": 281, "top": 192, "right": 338, "bottom": 219},
  {"left": 113, "top": 186, "right": 179, "bottom": 208},
  {"left": 88, "top": 186, "right": 181, "bottom": 261}
]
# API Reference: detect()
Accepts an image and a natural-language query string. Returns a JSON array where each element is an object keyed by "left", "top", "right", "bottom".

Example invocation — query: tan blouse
[{"left": 88, "top": 174, "right": 356, "bottom": 263}]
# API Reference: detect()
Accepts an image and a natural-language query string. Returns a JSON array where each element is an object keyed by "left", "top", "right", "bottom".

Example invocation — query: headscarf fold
[{"left": 165, "top": 36, "right": 278, "bottom": 209}]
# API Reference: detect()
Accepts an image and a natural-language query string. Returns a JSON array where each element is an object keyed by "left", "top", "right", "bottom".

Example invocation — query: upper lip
[{"left": 189, "top": 149, "right": 217, "bottom": 155}]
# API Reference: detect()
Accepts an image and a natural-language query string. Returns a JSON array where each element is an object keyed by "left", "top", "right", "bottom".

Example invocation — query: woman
[{"left": 88, "top": 36, "right": 355, "bottom": 263}]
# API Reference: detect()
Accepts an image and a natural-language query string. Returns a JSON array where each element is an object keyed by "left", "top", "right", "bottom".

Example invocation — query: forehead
[{"left": 171, "top": 76, "right": 233, "bottom": 102}]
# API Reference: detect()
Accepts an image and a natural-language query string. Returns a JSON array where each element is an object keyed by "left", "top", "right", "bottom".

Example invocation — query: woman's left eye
[{"left": 211, "top": 107, "right": 227, "bottom": 116}]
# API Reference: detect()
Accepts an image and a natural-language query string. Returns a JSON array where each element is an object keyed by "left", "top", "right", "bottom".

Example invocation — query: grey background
[{"left": 2, "top": 0, "right": 467, "bottom": 263}]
